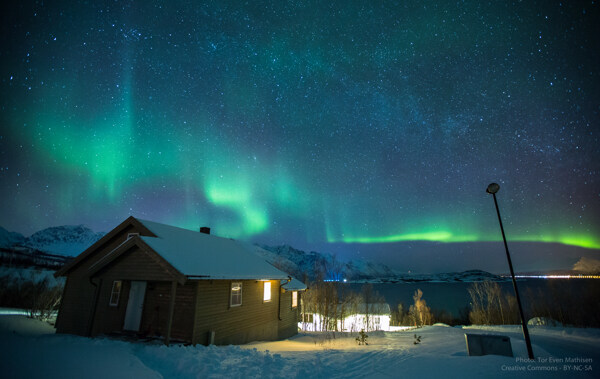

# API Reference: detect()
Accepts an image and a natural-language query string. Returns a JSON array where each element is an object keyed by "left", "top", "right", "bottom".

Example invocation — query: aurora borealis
[{"left": 1, "top": 1, "right": 599, "bottom": 269}]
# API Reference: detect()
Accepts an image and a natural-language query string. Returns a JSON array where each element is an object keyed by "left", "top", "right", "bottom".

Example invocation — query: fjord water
[{"left": 348, "top": 279, "right": 598, "bottom": 320}]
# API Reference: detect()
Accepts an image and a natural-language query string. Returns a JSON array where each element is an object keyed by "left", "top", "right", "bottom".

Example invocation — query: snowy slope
[
  {"left": 256, "top": 244, "right": 396, "bottom": 281},
  {"left": 0, "top": 224, "right": 104, "bottom": 256},
  {"left": 0, "top": 227, "right": 25, "bottom": 248},
  {"left": 23, "top": 225, "right": 105, "bottom": 256},
  {"left": 376, "top": 269, "right": 507, "bottom": 283},
  {"left": 255, "top": 245, "right": 503, "bottom": 283},
  {"left": 1, "top": 314, "right": 598, "bottom": 378}
]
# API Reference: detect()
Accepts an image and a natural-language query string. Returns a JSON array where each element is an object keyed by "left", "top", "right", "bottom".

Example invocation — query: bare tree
[
  {"left": 468, "top": 281, "right": 518, "bottom": 325},
  {"left": 362, "top": 283, "right": 373, "bottom": 331},
  {"left": 409, "top": 289, "right": 432, "bottom": 327},
  {"left": 303, "top": 261, "right": 340, "bottom": 331}
]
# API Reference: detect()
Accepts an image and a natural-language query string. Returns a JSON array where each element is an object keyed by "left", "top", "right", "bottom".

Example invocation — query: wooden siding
[
  {"left": 89, "top": 246, "right": 195, "bottom": 341},
  {"left": 55, "top": 223, "right": 154, "bottom": 336},
  {"left": 140, "top": 281, "right": 196, "bottom": 342},
  {"left": 91, "top": 279, "right": 130, "bottom": 336},
  {"left": 278, "top": 290, "right": 301, "bottom": 340},
  {"left": 192, "top": 280, "right": 281, "bottom": 345},
  {"left": 95, "top": 245, "right": 176, "bottom": 282}
]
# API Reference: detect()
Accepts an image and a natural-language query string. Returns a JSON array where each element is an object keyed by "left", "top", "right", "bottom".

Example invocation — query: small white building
[{"left": 300, "top": 303, "right": 391, "bottom": 332}]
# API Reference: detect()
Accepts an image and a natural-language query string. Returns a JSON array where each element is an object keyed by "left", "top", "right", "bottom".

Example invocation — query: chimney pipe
[{"left": 200, "top": 227, "right": 211, "bottom": 235}]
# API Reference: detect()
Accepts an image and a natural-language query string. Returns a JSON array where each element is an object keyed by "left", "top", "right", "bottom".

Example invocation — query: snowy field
[{"left": 0, "top": 313, "right": 598, "bottom": 378}]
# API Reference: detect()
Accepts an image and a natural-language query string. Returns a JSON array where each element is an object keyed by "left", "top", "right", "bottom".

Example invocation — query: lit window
[
  {"left": 109, "top": 280, "right": 122, "bottom": 306},
  {"left": 263, "top": 281, "right": 271, "bottom": 302},
  {"left": 231, "top": 282, "right": 242, "bottom": 307},
  {"left": 292, "top": 291, "right": 298, "bottom": 308}
]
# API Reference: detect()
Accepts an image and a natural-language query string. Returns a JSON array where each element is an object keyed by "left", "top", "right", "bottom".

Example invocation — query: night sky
[{"left": 1, "top": 1, "right": 599, "bottom": 270}]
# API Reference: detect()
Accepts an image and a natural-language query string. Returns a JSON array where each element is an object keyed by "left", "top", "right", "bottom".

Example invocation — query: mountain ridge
[
  {"left": 254, "top": 243, "right": 397, "bottom": 281},
  {"left": 4, "top": 224, "right": 587, "bottom": 280},
  {"left": 0, "top": 225, "right": 106, "bottom": 256}
]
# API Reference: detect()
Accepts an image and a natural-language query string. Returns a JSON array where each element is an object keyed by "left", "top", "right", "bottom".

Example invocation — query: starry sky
[{"left": 1, "top": 1, "right": 599, "bottom": 270}]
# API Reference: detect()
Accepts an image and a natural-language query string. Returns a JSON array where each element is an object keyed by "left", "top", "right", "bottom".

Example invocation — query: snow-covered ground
[{"left": 0, "top": 313, "right": 598, "bottom": 378}]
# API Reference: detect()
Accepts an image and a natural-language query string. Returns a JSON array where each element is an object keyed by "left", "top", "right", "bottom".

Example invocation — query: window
[
  {"left": 231, "top": 282, "right": 242, "bottom": 307},
  {"left": 292, "top": 291, "right": 298, "bottom": 308},
  {"left": 109, "top": 280, "right": 122, "bottom": 306},
  {"left": 263, "top": 281, "right": 271, "bottom": 302}
]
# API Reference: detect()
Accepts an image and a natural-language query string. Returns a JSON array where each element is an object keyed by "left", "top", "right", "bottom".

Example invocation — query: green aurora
[{"left": 1, "top": 0, "right": 598, "bottom": 260}]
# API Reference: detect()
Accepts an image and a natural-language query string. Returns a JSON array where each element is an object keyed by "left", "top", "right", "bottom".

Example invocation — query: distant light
[
  {"left": 343, "top": 279, "right": 347, "bottom": 283},
  {"left": 509, "top": 275, "right": 599, "bottom": 280}
]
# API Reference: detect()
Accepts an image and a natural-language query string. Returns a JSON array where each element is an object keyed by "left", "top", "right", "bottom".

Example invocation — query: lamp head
[{"left": 486, "top": 183, "right": 500, "bottom": 194}]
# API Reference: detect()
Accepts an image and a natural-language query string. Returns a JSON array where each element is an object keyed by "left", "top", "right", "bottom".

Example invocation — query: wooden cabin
[{"left": 54, "top": 216, "right": 306, "bottom": 345}]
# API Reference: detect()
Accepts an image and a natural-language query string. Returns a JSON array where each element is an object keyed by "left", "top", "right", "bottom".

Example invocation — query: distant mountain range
[
  {"left": 0, "top": 224, "right": 399, "bottom": 280},
  {"left": 6, "top": 224, "right": 591, "bottom": 281},
  {"left": 253, "top": 243, "right": 509, "bottom": 282},
  {"left": 0, "top": 225, "right": 106, "bottom": 256},
  {"left": 253, "top": 244, "right": 397, "bottom": 281}
]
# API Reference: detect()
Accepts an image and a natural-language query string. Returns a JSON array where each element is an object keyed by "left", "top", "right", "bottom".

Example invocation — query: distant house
[
  {"left": 301, "top": 303, "right": 391, "bottom": 332},
  {"left": 54, "top": 216, "right": 306, "bottom": 345}
]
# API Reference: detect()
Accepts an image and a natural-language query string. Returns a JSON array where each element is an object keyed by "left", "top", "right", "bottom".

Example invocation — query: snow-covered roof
[
  {"left": 280, "top": 277, "right": 307, "bottom": 291},
  {"left": 137, "top": 219, "right": 291, "bottom": 280}
]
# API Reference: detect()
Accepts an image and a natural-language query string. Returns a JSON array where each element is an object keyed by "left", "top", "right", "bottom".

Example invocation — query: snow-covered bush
[
  {"left": 527, "top": 317, "right": 559, "bottom": 326},
  {"left": 0, "top": 267, "right": 64, "bottom": 322},
  {"left": 355, "top": 329, "right": 368, "bottom": 345},
  {"left": 413, "top": 334, "right": 422, "bottom": 344}
]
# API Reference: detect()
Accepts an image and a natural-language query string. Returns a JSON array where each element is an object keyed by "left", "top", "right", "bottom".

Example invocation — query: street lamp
[{"left": 486, "top": 182, "right": 535, "bottom": 360}]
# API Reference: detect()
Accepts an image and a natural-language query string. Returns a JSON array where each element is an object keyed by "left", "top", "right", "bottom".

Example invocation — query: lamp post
[{"left": 486, "top": 182, "right": 534, "bottom": 360}]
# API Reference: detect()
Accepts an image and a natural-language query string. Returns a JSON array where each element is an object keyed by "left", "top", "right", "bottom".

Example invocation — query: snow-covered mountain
[
  {"left": 376, "top": 269, "right": 506, "bottom": 283},
  {"left": 0, "top": 225, "right": 105, "bottom": 256},
  {"left": 25, "top": 225, "right": 106, "bottom": 256},
  {"left": 255, "top": 244, "right": 397, "bottom": 281},
  {"left": 1, "top": 224, "right": 509, "bottom": 282},
  {"left": 0, "top": 227, "right": 26, "bottom": 248}
]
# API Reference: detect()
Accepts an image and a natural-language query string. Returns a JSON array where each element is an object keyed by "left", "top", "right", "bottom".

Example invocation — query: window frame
[
  {"left": 291, "top": 291, "right": 298, "bottom": 308},
  {"left": 109, "top": 280, "right": 122, "bottom": 307},
  {"left": 263, "top": 281, "right": 272, "bottom": 302},
  {"left": 230, "top": 282, "right": 242, "bottom": 307}
]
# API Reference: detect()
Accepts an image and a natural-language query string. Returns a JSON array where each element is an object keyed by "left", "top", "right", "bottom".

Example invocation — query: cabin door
[{"left": 123, "top": 281, "right": 147, "bottom": 331}]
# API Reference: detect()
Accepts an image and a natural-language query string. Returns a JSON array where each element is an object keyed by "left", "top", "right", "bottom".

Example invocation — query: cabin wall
[
  {"left": 192, "top": 279, "right": 281, "bottom": 345},
  {"left": 89, "top": 246, "right": 196, "bottom": 342},
  {"left": 55, "top": 224, "right": 145, "bottom": 336},
  {"left": 278, "top": 290, "right": 301, "bottom": 339},
  {"left": 139, "top": 281, "right": 196, "bottom": 342}
]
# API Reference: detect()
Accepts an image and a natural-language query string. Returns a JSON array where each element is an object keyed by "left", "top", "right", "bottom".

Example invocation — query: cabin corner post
[
  {"left": 165, "top": 280, "right": 177, "bottom": 345},
  {"left": 86, "top": 277, "right": 102, "bottom": 337}
]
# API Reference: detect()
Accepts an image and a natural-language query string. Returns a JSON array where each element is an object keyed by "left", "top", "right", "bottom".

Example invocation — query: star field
[{"left": 1, "top": 1, "right": 599, "bottom": 259}]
